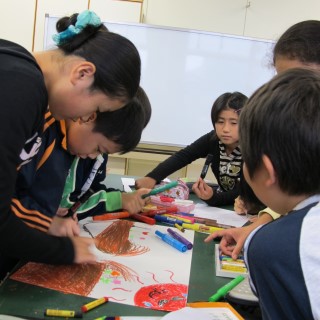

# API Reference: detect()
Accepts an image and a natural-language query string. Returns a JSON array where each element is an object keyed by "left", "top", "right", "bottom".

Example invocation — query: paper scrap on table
[
  {"left": 193, "top": 203, "right": 248, "bottom": 227},
  {"left": 121, "top": 177, "right": 135, "bottom": 192},
  {"left": 162, "top": 306, "right": 240, "bottom": 320}
]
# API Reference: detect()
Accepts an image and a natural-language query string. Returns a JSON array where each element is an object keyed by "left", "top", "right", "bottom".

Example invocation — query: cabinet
[{"left": 108, "top": 151, "right": 217, "bottom": 184}]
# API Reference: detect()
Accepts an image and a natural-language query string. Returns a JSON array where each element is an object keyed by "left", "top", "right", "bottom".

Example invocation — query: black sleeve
[
  {"left": 0, "top": 47, "right": 74, "bottom": 265},
  {"left": 146, "top": 131, "right": 215, "bottom": 183},
  {"left": 203, "top": 183, "right": 240, "bottom": 207}
]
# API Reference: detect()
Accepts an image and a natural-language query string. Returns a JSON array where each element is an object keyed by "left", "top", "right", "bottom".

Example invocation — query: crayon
[
  {"left": 93, "top": 211, "right": 130, "bottom": 221},
  {"left": 44, "top": 309, "right": 82, "bottom": 318},
  {"left": 221, "top": 265, "right": 247, "bottom": 272},
  {"left": 131, "top": 213, "right": 156, "bottom": 225},
  {"left": 141, "top": 181, "right": 178, "bottom": 199},
  {"left": 167, "top": 228, "right": 193, "bottom": 249},
  {"left": 81, "top": 297, "right": 108, "bottom": 312},
  {"left": 155, "top": 230, "right": 187, "bottom": 252},
  {"left": 181, "top": 223, "right": 223, "bottom": 233},
  {"left": 174, "top": 223, "right": 185, "bottom": 232}
]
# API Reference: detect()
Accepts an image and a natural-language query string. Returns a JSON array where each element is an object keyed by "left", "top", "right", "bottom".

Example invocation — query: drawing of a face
[{"left": 134, "top": 283, "right": 188, "bottom": 311}]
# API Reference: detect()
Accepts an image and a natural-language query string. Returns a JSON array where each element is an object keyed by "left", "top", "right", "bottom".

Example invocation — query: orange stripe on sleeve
[
  {"left": 36, "top": 140, "right": 55, "bottom": 170},
  {"left": 11, "top": 199, "right": 52, "bottom": 225}
]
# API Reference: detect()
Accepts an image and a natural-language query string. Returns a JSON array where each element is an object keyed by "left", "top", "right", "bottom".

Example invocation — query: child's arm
[
  {"left": 204, "top": 208, "right": 275, "bottom": 259},
  {"left": 135, "top": 177, "right": 157, "bottom": 189}
]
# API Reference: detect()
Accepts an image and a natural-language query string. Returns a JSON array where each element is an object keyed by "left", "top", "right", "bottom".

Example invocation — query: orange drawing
[{"left": 95, "top": 220, "right": 150, "bottom": 256}]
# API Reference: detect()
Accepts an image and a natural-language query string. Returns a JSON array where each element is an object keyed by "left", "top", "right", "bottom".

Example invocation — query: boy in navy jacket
[{"left": 14, "top": 87, "right": 151, "bottom": 237}]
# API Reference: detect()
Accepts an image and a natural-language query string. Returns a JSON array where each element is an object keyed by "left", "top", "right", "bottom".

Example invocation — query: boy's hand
[
  {"left": 71, "top": 237, "right": 97, "bottom": 264},
  {"left": 48, "top": 216, "right": 80, "bottom": 237},
  {"left": 204, "top": 227, "right": 250, "bottom": 259},
  {"left": 135, "top": 177, "right": 156, "bottom": 189},
  {"left": 192, "top": 178, "right": 214, "bottom": 200},
  {"left": 122, "top": 188, "right": 151, "bottom": 214}
]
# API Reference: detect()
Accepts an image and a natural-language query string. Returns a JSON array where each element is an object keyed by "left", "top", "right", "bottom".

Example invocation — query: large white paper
[{"left": 193, "top": 203, "right": 248, "bottom": 227}]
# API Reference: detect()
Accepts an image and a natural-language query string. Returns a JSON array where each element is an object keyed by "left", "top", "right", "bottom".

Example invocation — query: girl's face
[
  {"left": 66, "top": 118, "right": 121, "bottom": 159},
  {"left": 47, "top": 58, "right": 126, "bottom": 121},
  {"left": 215, "top": 108, "right": 240, "bottom": 151},
  {"left": 49, "top": 88, "right": 124, "bottom": 121}
]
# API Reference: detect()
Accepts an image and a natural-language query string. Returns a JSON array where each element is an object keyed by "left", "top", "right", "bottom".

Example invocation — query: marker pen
[
  {"left": 44, "top": 309, "right": 83, "bottom": 318},
  {"left": 93, "top": 211, "right": 130, "bottom": 221},
  {"left": 208, "top": 275, "right": 245, "bottom": 302},
  {"left": 200, "top": 154, "right": 213, "bottom": 179},
  {"left": 155, "top": 230, "right": 187, "bottom": 252},
  {"left": 64, "top": 188, "right": 95, "bottom": 218},
  {"left": 141, "top": 181, "right": 178, "bottom": 199},
  {"left": 81, "top": 297, "right": 108, "bottom": 312},
  {"left": 181, "top": 223, "right": 223, "bottom": 233},
  {"left": 163, "top": 214, "right": 195, "bottom": 223},
  {"left": 167, "top": 228, "right": 193, "bottom": 250},
  {"left": 131, "top": 213, "right": 156, "bottom": 225},
  {"left": 141, "top": 206, "right": 178, "bottom": 216},
  {"left": 154, "top": 215, "right": 183, "bottom": 225}
]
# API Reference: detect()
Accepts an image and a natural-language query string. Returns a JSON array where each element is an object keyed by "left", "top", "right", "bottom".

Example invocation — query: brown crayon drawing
[
  {"left": 11, "top": 260, "right": 139, "bottom": 297},
  {"left": 95, "top": 220, "right": 150, "bottom": 256}
]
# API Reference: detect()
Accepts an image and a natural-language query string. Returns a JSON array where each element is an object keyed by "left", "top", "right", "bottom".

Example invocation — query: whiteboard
[{"left": 44, "top": 16, "right": 275, "bottom": 147}]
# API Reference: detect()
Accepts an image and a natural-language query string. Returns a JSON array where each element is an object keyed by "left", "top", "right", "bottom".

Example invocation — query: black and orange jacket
[{"left": 13, "top": 112, "right": 120, "bottom": 233}]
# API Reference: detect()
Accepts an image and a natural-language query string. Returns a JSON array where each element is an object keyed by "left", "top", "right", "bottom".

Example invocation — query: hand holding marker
[
  {"left": 142, "top": 181, "right": 178, "bottom": 199},
  {"left": 200, "top": 154, "right": 213, "bottom": 179}
]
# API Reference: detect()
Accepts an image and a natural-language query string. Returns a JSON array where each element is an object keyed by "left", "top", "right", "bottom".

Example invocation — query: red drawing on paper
[{"left": 134, "top": 283, "right": 188, "bottom": 311}]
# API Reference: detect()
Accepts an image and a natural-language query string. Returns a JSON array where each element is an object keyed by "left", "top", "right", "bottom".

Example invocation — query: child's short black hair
[
  {"left": 211, "top": 92, "right": 248, "bottom": 126},
  {"left": 93, "top": 86, "right": 151, "bottom": 154},
  {"left": 273, "top": 20, "right": 320, "bottom": 66},
  {"left": 240, "top": 68, "right": 320, "bottom": 195}
]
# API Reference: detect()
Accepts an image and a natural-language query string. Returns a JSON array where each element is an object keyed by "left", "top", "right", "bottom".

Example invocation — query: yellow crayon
[
  {"left": 182, "top": 223, "right": 223, "bottom": 233},
  {"left": 174, "top": 223, "right": 185, "bottom": 232},
  {"left": 221, "top": 264, "right": 247, "bottom": 272},
  {"left": 44, "top": 309, "right": 82, "bottom": 318}
]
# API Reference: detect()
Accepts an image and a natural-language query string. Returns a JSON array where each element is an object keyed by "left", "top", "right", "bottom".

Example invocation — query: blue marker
[
  {"left": 155, "top": 230, "right": 187, "bottom": 252},
  {"left": 154, "top": 215, "right": 183, "bottom": 225}
]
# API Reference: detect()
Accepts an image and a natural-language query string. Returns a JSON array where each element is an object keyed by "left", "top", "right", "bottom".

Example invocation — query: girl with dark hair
[{"left": 136, "top": 92, "right": 248, "bottom": 206}]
